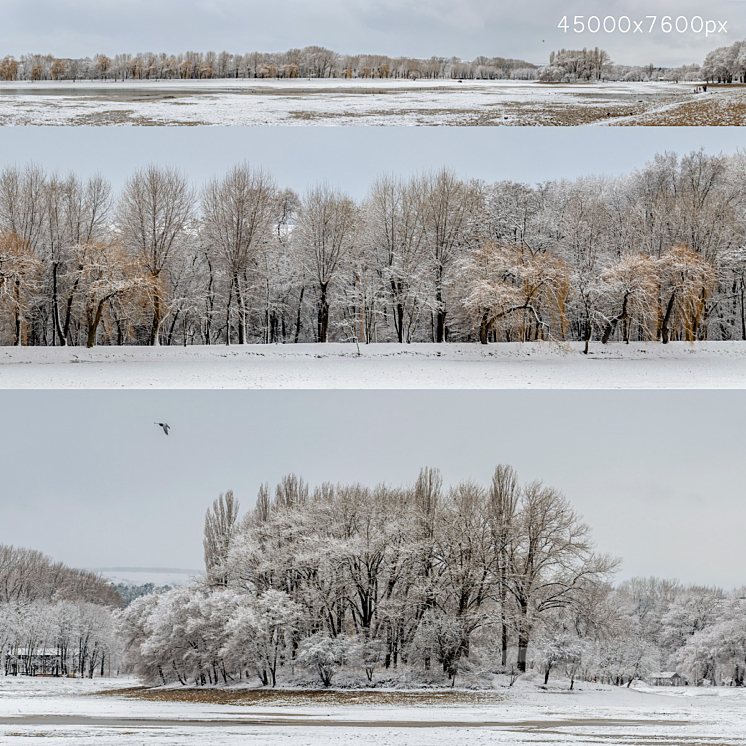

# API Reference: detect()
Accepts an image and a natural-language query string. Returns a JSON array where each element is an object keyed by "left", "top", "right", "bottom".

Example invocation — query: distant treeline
[
  {"left": 4, "top": 40, "right": 746, "bottom": 86},
  {"left": 0, "top": 48, "right": 537, "bottom": 82}
]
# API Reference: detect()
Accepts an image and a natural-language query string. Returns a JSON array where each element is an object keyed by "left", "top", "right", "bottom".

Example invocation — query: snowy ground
[
  {"left": 0, "top": 675, "right": 744, "bottom": 745},
  {"left": 0, "top": 79, "right": 732, "bottom": 126},
  {"left": 1, "top": 342, "right": 745, "bottom": 389}
]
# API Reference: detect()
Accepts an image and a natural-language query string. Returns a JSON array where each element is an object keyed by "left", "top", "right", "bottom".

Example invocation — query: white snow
[
  {"left": 0, "top": 675, "right": 744, "bottom": 745},
  {"left": 0, "top": 79, "right": 708, "bottom": 126},
  {"left": 1, "top": 342, "right": 746, "bottom": 389}
]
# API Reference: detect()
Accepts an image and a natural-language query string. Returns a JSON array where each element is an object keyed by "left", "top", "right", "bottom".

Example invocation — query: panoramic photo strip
[{"left": 1, "top": 2, "right": 746, "bottom": 745}]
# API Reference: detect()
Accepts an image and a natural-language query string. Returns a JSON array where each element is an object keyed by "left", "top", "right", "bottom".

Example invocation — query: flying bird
[{"left": 155, "top": 422, "right": 170, "bottom": 435}]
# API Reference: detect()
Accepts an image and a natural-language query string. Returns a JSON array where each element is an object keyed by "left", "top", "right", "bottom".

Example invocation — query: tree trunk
[
  {"left": 52, "top": 263, "right": 66, "bottom": 346},
  {"left": 661, "top": 291, "right": 676, "bottom": 344},
  {"left": 517, "top": 603, "right": 529, "bottom": 672},
  {"left": 234, "top": 272, "right": 246, "bottom": 344},
  {"left": 150, "top": 293, "right": 161, "bottom": 346},
  {"left": 435, "top": 266, "right": 445, "bottom": 343},
  {"left": 86, "top": 301, "right": 105, "bottom": 348},
  {"left": 294, "top": 285, "right": 305, "bottom": 343},
  {"left": 602, "top": 293, "right": 629, "bottom": 344},
  {"left": 480, "top": 312, "right": 490, "bottom": 345},
  {"left": 63, "top": 276, "right": 81, "bottom": 344},
  {"left": 517, "top": 633, "right": 528, "bottom": 672},
  {"left": 318, "top": 283, "right": 329, "bottom": 342},
  {"left": 14, "top": 280, "right": 22, "bottom": 346},
  {"left": 436, "top": 309, "right": 446, "bottom": 343}
]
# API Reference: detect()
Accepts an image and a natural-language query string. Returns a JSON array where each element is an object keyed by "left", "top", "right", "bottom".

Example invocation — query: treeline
[
  {"left": 3, "top": 150, "right": 746, "bottom": 349},
  {"left": 4, "top": 41, "right": 746, "bottom": 85},
  {"left": 0, "top": 48, "right": 536, "bottom": 83},
  {"left": 119, "top": 474, "right": 746, "bottom": 690},
  {"left": 0, "top": 545, "right": 121, "bottom": 605},
  {"left": 0, "top": 545, "right": 122, "bottom": 678}
]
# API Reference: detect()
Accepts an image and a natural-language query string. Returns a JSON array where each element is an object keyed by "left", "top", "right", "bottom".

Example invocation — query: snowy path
[
  {"left": 0, "top": 677, "right": 744, "bottom": 745},
  {"left": 1, "top": 342, "right": 745, "bottom": 389}
]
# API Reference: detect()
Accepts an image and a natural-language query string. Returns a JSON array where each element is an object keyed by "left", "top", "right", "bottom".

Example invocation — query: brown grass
[{"left": 97, "top": 686, "right": 505, "bottom": 707}]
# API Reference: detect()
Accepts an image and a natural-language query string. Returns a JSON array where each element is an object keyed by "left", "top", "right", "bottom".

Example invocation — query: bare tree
[
  {"left": 501, "top": 479, "right": 619, "bottom": 672},
  {"left": 295, "top": 184, "right": 357, "bottom": 342},
  {"left": 201, "top": 163, "right": 278, "bottom": 344},
  {"left": 43, "top": 172, "right": 112, "bottom": 345},
  {"left": 413, "top": 170, "right": 483, "bottom": 342},
  {"left": 204, "top": 491, "right": 241, "bottom": 587},
  {"left": 0, "top": 232, "right": 42, "bottom": 345},
  {"left": 117, "top": 165, "right": 195, "bottom": 345},
  {"left": 364, "top": 175, "right": 427, "bottom": 343}
]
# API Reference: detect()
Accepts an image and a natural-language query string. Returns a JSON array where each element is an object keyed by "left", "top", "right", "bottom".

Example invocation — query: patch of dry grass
[{"left": 97, "top": 686, "right": 506, "bottom": 707}]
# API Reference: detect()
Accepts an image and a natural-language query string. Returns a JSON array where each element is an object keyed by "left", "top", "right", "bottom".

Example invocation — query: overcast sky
[
  {"left": 0, "top": 0, "right": 743, "bottom": 67},
  {"left": 1, "top": 390, "right": 743, "bottom": 589},
  {"left": 0, "top": 127, "right": 744, "bottom": 198}
]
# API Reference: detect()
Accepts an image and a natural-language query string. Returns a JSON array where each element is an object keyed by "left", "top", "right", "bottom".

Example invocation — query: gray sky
[
  {"left": 0, "top": 128, "right": 744, "bottom": 199},
  {"left": 0, "top": 0, "right": 742, "bottom": 67},
  {"left": 1, "top": 390, "right": 743, "bottom": 589}
]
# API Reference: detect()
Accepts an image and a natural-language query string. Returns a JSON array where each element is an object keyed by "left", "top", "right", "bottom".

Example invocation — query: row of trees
[
  {"left": 4, "top": 41, "right": 746, "bottom": 86},
  {"left": 0, "top": 49, "right": 536, "bottom": 83},
  {"left": 0, "top": 544, "right": 121, "bottom": 606},
  {"left": 0, "top": 545, "right": 121, "bottom": 678},
  {"left": 3, "top": 150, "right": 746, "bottom": 348},
  {"left": 119, "top": 473, "right": 746, "bottom": 690}
]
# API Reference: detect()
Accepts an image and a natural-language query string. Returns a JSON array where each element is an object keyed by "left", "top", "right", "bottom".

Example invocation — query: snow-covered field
[
  {"left": 1, "top": 342, "right": 745, "bottom": 389},
  {"left": 0, "top": 675, "right": 744, "bottom": 745},
  {"left": 0, "top": 79, "right": 730, "bottom": 126}
]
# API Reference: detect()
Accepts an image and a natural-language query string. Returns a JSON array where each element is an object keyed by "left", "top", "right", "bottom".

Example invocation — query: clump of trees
[
  {"left": 538, "top": 48, "right": 703, "bottom": 84},
  {"left": 0, "top": 49, "right": 536, "bottom": 83},
  {"left": 118, "top": 477, "right": 746, "bottom": 690},
  {"left": 119, "top": 468, "right": 618, "bottom": 687},
  {"left": 2, "top": 150, "right": 746, "bottom": 348},
  {"left": 539, "top": 48, "right": 613, "bottom": 82},
  {"left": 0, "top": 545, "right": 122, "bottom": 677},
  {"left": 538, "top": 38, "right": 746, "bottom": 84},
  {"left": 702, "top": 41, "right": 746, "bottom": 83}
]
